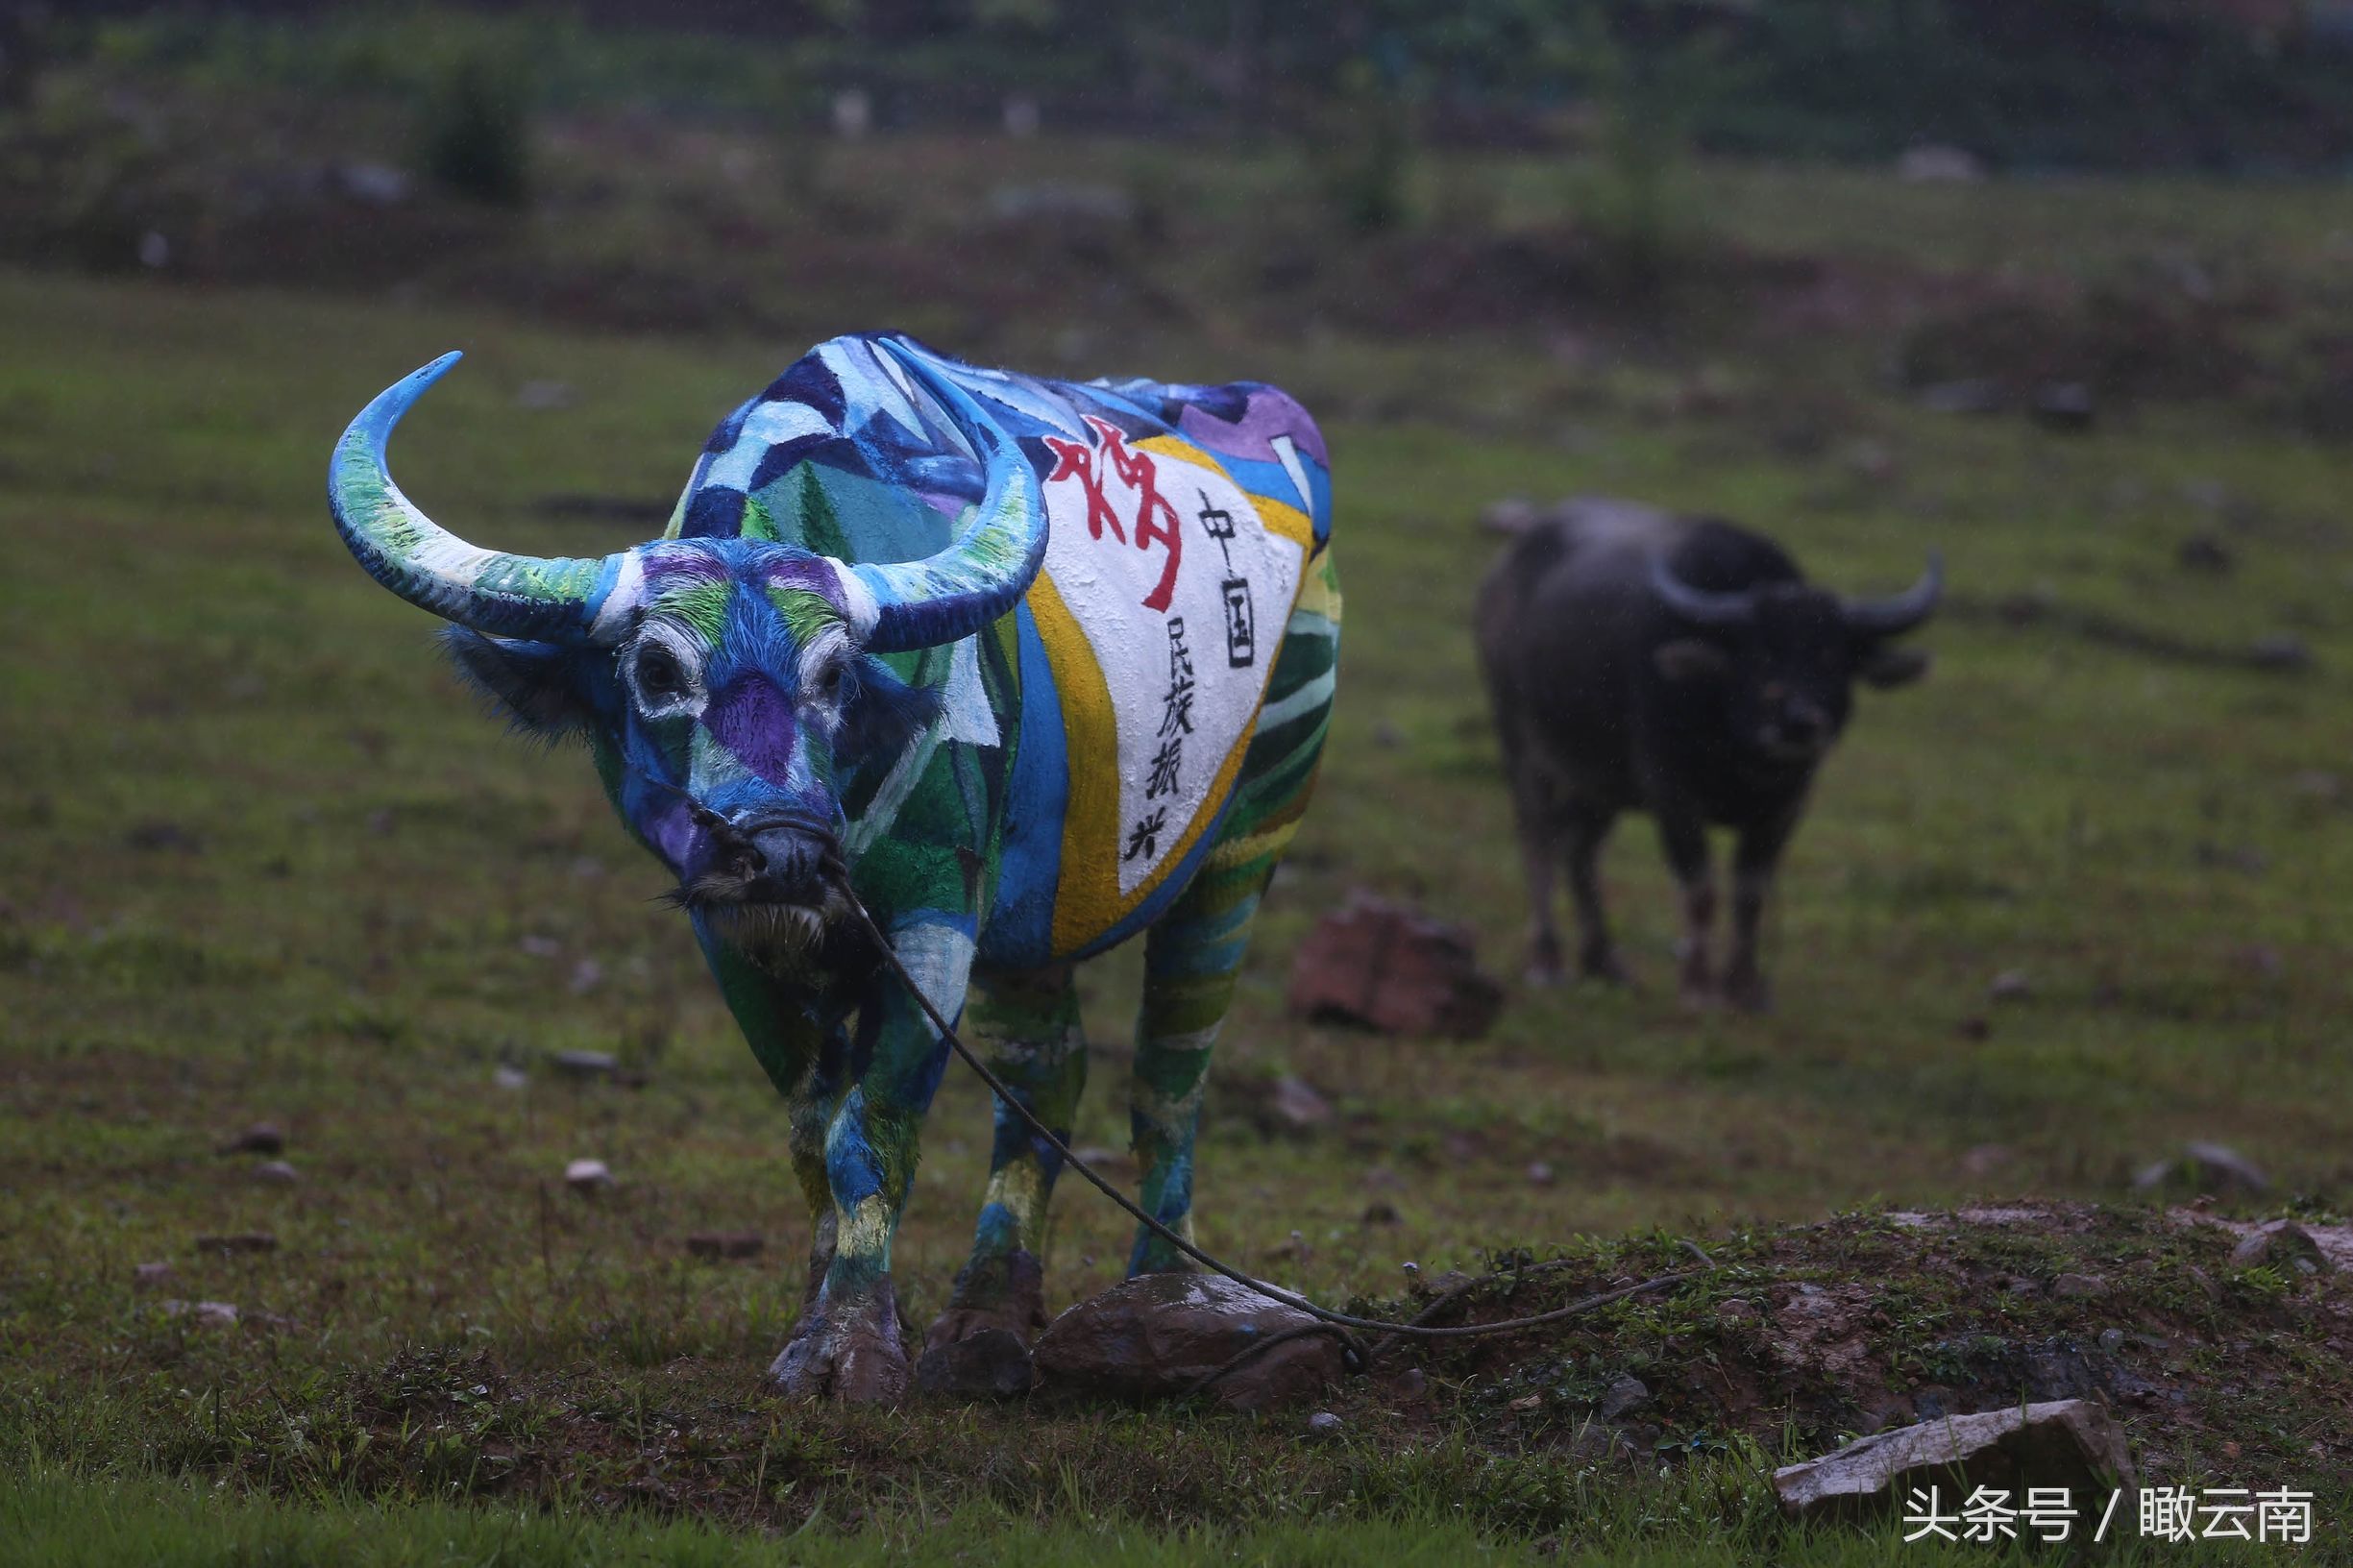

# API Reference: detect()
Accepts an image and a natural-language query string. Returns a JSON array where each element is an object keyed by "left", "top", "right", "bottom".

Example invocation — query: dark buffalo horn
[
  {"left": 1649, "top": 556, "right": 1759, "bottom": 628},
  {"left": 1842, "top": 552, "right": 1944, "bottom": 637}
]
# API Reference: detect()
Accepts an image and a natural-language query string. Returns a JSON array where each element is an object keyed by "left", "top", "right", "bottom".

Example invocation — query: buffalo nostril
[{"left": 746, "top": 829, "right": 825, "bottom": 896}]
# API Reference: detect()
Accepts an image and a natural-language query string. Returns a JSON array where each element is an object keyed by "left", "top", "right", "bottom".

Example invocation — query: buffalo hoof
[
  {"left": 1579, "top": 945, "right": 1632, "bottom": 985},
  {"left": 1526, "top": 932, "right": 1565, "bottom": 988},
  {"left": 917, "top": 1327, "right": 1036, "bottom": 1398},
  {"left": 1722, "top": 968, "right": 1774, "bottom": 1014},
  {"left": 917, "top": 1249, "right": 1046, "bottom": 1399},
  {"left": 770, "top": 1281, "right": 910, "bottom": 1404}
]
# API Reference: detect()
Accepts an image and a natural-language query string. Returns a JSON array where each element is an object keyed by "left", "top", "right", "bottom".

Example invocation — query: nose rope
[{"left": 829, "top": 880, "right": 1704, "bottom": 1374}]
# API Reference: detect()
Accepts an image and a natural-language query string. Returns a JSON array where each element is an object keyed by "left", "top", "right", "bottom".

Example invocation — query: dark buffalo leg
[
  {"left": 1499, "top": 721, "right": 1569, "bottom": 985},
  {"left": 1654, "top": 802, "right": 1716, "bottom": 1006},
  {"left": 919, "top": 963, "right": 1082, "bottom": 1394},
  {"left": 1564, "top": 803, "right": 1629, "bottom": 982},
  {"left": 1724, "top": 805, "right": 1802, "bottom": 1013},
  {"left": 772, "top": 922, "right": 975, "bottom": 1404},
  {"left": 1517, "top": 805, "right": 1567, "bottom": 985}
]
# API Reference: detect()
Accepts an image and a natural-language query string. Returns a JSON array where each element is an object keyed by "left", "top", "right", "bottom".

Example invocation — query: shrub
[{"left": 417, "top": 50, "right": 530, "bottom": 208}]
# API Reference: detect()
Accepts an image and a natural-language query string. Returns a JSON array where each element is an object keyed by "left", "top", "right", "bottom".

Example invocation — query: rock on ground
[
  {"left": 1287, "top": 894, "right": 1503, "bottom": 1039},
  {"left": 684, "top": 1232, "right": 764, "bottom": 1261},
  {"left": 1773, "top": 1399, "right": 2135, "bottom": 1522},
  {"left": 564, "top": 1159, "right": 614, "bottom": 1192},
  {"left": 192, "top": 1233, "right": 277, "bottom": 1256},
  {"left": 217, "top": 1121, "right": 285, "bottom": 1157},
  {"left": 1033, "top": 1273, "right": 1344, "bottom": 1413}
]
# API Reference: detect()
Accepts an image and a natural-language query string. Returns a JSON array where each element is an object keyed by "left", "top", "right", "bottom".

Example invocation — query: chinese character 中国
[
  {"left": 1197, "top": 491, "right": 1237, "bottom": 567},
  {"left": 1221, "top": 576, "right": 1255, "bottom": 668}
]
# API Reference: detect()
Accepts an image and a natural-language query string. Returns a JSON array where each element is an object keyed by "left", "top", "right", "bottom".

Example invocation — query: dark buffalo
[{"left": 1476, "top": 501, "right": 1939, "bottom": 1010}]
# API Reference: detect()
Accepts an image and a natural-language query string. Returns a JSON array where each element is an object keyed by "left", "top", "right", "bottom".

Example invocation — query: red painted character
[{"left": 1043, "top": 416, "right": 1184, "bottom": 612}]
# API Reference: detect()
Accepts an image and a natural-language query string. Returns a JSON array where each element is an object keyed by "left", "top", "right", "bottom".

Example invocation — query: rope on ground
[{"left": 841, "top": 891, "right": 1709, "bottom": 1368}]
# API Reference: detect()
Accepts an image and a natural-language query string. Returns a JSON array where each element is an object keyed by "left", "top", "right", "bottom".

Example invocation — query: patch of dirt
[
  {"left": 243, "top": 1203, "right": 2352, "bottom": 1531},
  {"left": 1386, "top": 1203, "right": 2350, "bottom": 1484}
]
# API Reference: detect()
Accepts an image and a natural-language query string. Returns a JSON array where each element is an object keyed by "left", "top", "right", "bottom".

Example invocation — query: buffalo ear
[
  {"left": 1654, "top": 638, "right": 1734, "bottom": 684},
  {"left": 837, "top": 656, "right": 942, "bottom": 765},
  {"left": 442, "top": 627, "right": 593, "bottom": 736},
  {"left": 1856, "top": 641, "right": 1932, "bottom": 689}
]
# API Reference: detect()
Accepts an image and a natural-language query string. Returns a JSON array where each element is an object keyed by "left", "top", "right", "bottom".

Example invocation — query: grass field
[{"left": 3, "top": 127, "right": 2352, "bottom": 1559}]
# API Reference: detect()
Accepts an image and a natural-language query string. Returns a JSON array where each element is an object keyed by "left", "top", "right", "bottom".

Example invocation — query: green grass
[
  {"left": 3, "top": 124, "right": 2352, "bottom": 1559},
  {"left": 10, "top": 1469, "right": 2316, "bottom": 1568}
]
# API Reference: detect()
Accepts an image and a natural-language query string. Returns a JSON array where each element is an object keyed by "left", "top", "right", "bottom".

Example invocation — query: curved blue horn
[
  {"left": 834, "top": 338, "right": 1049, "bottom": 653},
  {"left": 328, "top": 353, "right": 626, "bottom": 642}
]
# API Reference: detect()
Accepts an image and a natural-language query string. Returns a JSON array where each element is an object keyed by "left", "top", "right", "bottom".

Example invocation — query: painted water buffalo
[
  {"left": 1476, "top": 501, "right": 1936, "bottom": 1011},
  {"left": 329, "top": 334, "right": 1338, "bottom": 1400}
]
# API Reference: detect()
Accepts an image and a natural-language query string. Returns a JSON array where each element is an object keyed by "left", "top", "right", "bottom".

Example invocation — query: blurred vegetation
[
  {"left": 4, "top": 3, "right": 2353, "bottom": 1559},
  {"left": 417, "top": 45, "right": 532, "bottom": 207},
  {"left": 16, "top": 1, "right": 2353, "bottom": 168}
]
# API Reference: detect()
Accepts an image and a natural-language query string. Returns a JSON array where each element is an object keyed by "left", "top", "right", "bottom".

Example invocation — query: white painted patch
[
  {"left": 703, "top": 400, "right": 834, "bottom": 493},
  {"left": 828, "top": 559, "right": 880, "bottom": 640},
  {"left": 1269, "top": 433, "right": 1315, "bottom": 516},
  {"left": 588, "top": 551, "right": 646, "bottom": 645},
  {"left": 890, "top": 919, "right": 976, "bottom": 1030},
  {"left": 1037, "top": 422, "right": 1305, "bottom": 897},
  {"left": 411, "top": 524, "right": 495, "bottom": 586},
  {"left": 936, "top": 634, "right": 999, "bottom": 748}
]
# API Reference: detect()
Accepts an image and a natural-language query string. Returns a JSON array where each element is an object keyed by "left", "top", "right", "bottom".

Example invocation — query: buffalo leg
[
  {"left": 1724, "top": 810, "right": 1801, "bottom": 1012},
  {"left": 773, "top": 921, "right": 973, "bottom": 1404},
  {"left": 1504, "top": 750, "right": 1571, "bottom": 984},
  {"left": 1125, "top": 559, "right": 1336, "bottom": 1273},
  {"left": 696, "top": 932, "right": 846, "bottom": 1321},
  {"left": 1128, "top": 852, "right": 1277, "bottom": 1275},
  {"left": 1563, "top": 804, "right": 1628, "bottom": 982},
  {"left": 919, "top": 963, "right": 1084, "bottom": 1393},
  {"left": 1654, "top": 806, "right": 1717, "bottom": 1005}
]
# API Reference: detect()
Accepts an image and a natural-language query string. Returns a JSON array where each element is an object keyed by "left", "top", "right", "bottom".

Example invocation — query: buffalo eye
[
  {"left": 636, "top": 646, "right": 687, "bottom": 699},
  {"left": 625, "top": 632, "right": 702, "bottom": 716},
  {"left": 810, "top": 662, "right": 846, "bottom": 707}
]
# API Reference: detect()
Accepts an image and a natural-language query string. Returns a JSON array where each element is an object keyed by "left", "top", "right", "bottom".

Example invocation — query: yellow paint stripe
[
  {"left": 1028, "top": 571, "right": 1122, "bottom": 956},
  {"left": 1295, "top": 551, "right": 1343, "bottom": 620},
  {"left": 1137, "top": 435, "right": 1316, "bottom": 552},
  {"left": 1248, "top": 495, "right": 1316, "bottom": 552},
  {"left": 1038, "top": 438, "right": 1316, "bottom": 958},
  {"left": 1208, "top": 817, "right": 1302, "bottom": 873}
]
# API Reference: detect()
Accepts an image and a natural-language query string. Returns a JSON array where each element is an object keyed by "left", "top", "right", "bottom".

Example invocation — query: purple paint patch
[
  {"left": 762, "top": 555, "right": 850, "bottom": 600},
  {"left": 1176, "top": 388, "right": 1328, "bottom": 466},
  {"left": 643, "top": 547, "right": 731, "bottom": 584},
  {"left": 705, "top": 676, "right": 798, "bottom": 785},
  {"left": 648, "top": 796, "right": 701, "bottom": 873}
]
